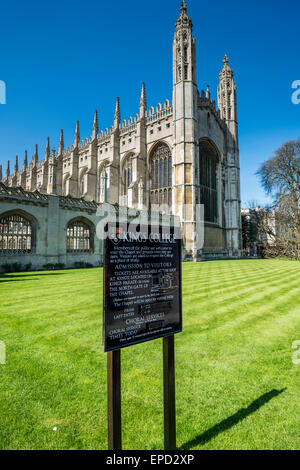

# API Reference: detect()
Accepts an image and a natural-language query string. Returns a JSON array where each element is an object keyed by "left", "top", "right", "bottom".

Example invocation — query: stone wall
[{"left": 0, "top": 187, "right": 103, "bottom": 271}]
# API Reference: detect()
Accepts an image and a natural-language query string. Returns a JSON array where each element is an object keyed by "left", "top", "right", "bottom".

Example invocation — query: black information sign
[{"left": 103, "top": 223, "right": 182, "bottom": 352}]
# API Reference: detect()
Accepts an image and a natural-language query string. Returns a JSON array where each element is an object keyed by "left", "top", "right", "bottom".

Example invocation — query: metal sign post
[
  {"left": 163, "top": 335, "right": 176, "bottom": 450},
  {"left": 107, "top": 349, "right": 122, "bottom": 450}
]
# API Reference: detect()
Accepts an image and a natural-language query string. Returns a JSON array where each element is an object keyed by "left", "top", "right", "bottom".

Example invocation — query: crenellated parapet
[{"left": 146, "top": 103, "right": 173, "bottom": 125}]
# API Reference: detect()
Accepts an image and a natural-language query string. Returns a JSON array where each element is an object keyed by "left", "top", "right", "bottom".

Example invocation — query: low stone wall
[{"left": 0, "top": 187, "right": 103, "bottom": 271}]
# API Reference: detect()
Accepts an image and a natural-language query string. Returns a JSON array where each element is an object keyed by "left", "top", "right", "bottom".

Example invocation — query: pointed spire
[
  {"left": 114, "top": 97, "right": 120, "bottom": 128},
  {"left": 92, "top": 109, "right": 99, "bottom": 140},
  {"left": 0, "top": 164, "right": 2, "bottom": 180},
  {"left": 74, "top": 120, "right": 80, "bottom": 147},
  {"left": 176, "top": 0, "right": 192, "bottom": 28},
  {"left": 181, "top": 1, "right": 187, "bottom": 13},
  {"left": 6, "top": 160, "right": 10, "bottom": 178},
  {"left": 14, "top": 155, "right": 18, "bottom": 174},
  {"left": 139, "top": 82, "right": 147, "bottom": 117},
  {"left": 58, "top": 129, "right": 64, "bottom": 155},
  {"left": 221, "top": 54, "right": 232, "bottom": 75},
  {"left": 23, "top": 150, "right": 28, "bottom": 170},
  {"left": 32, "top": 144, "right": 38, "bottom": 165},
  {"left": 206, "top": 84, "right": 211, "bottom": 100},
  {"left": 45, "top": 137, "right": 50, "bottom": 160}
]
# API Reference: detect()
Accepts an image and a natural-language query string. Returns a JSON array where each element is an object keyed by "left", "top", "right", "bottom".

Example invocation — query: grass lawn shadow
[
  {"left": 180, "top": 388, "right": 286, "bottom": 449},
  {"left": 0, "top": 272, "right": 67, "bottom": 282}
]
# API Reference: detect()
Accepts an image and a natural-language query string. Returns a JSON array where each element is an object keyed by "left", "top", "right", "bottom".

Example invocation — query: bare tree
[{"left": 256, "top": 138, "right": 300, "bottom": 258}]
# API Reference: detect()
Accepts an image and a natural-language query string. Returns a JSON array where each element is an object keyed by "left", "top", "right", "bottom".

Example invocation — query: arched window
[
  {"left": 122, "top": 155, "right": 132, "bottom": 196},
  {"left": 0, "top": 213, "right": 33, "bottom": 254},
  {"left": 150, "top": 143, "right": 172, "bottom": 209},
  {"left": 199, "top": 140, "right": 219, "bottom": 223},
  {"left": 66, "top": 219, "right": 93, "bottom": 253}
]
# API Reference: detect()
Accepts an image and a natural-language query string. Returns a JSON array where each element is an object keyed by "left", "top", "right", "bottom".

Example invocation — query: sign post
[
  {"left": 103, "top": 221, "right": 182, "bottom": 450},
  {"left": 107, "top": 349, "right": 122, "bottom": 450},
  {"left": 163, "top": 335, "right": 176, "bottom": 450}
]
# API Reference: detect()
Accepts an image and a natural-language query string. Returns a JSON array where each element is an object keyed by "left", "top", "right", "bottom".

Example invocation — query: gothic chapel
[{"left": 0, "top": 1, "right": 241, "bottom": 266}]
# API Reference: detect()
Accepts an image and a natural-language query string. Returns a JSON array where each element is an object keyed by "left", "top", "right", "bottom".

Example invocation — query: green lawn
[{"left": 0, "top": 260, "right": 299, "bottom": 450}]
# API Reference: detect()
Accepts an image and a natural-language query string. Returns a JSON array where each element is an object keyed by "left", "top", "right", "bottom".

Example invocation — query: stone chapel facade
[{"left": 0, "top": 1, "right": 241, "bottom": 264}]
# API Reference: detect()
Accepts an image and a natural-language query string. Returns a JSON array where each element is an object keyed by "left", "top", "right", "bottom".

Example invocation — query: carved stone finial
[
  {"left": 114, "top": 97, "right": 121, "bottom": 128},
  {"left": 74, "top": 120, "right": 80, "bottom": 147},
  {"left": 206, "top": 84, "right": 211, "bottom": 100},
  {"left": 6, "top": 160, "right": 10, "bottom": 178},
  {"left": 32, "top": 144, "right": 38, "bottom": 165},
  {"left": 14, "top": 155, "right": 18, "bottom": 174},
  {"left": 58, "top": 129, "right": 64, "bottom": 155},
  {"left": 176, "top": 0, "right": 192, "bottom": 28},
  {"left": 92, "top": 109, "right": 99, "bottom": 139},
  {"left": 140, "top": 82, "right": 147, "bottom": 117},
  {"left": 23, "top": 150, "right": 28, "bottom": 169},
  {"left": 45, "top": 137, "right": 50, "bottom": 160}
]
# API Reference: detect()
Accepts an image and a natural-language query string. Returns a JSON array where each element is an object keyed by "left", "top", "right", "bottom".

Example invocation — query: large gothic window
[
  {"left": 66, "top": 219, "right": 93, "bottom": 253},
  {"left": 199, "top": 140, "right": 218, "bottom": 224},
  {"left": 150, "top": 143, "right": 172, "bottom": 209},
  {"left": 0, "top": 213, "right": 33, "bottom": 254}
]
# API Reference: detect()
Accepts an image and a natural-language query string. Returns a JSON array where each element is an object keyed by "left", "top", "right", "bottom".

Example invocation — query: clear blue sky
[{"left": 0, "top": 0, "right": 299, "bottom": 206}]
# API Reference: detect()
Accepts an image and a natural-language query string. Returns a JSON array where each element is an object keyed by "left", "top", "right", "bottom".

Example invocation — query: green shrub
[
  {"left": 24, "top": 262, "right": 32, "bottom": 271},
  {"left": 1, "top": 263, "right": 11, "bottom": 273},
  {"left": 1, "top": 263, "right": 23, "bottom": 273},
  {"left": 43, "top": 263, "right": 55, "bottom": 270},
  {"left": 74, "top": 261, "right": 85, "bottom": 268},
  {"left": 54, "top": 263, "right": 65, "bottom": 270},
  {"left": 73, "top": 261, "right": 94, "bottom": 269},
  {"left": 12, "top": 263, "right": 22, "bottom": 272}
]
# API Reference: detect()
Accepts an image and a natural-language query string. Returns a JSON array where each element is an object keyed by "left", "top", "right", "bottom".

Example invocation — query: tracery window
[
  {"left": 0, "top": 213, "right": 33, "bottom": 254},
  {"left": 199, "top": 140, "right": 218, "bottom": 224},
  {"left": 150, "top": 143, "right": 172, "bottom": 209},
  {"left": 66, "top": 220, "right": 93, "bottom": 253}
]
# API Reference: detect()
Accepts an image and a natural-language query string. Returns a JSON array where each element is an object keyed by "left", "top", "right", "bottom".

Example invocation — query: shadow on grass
[
  {"left": 180, "top": 388, "right": 286, "bottom": 449},
  {"left": 0, "top": 272, "right": 67, "bottom": 282}
]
